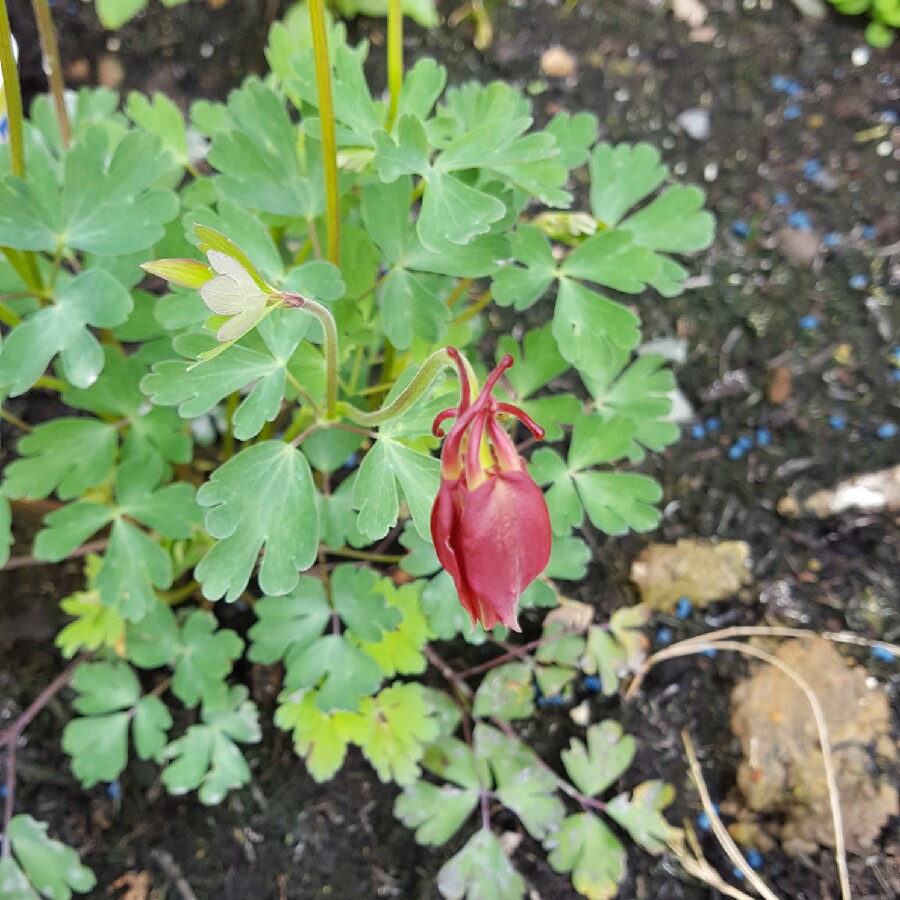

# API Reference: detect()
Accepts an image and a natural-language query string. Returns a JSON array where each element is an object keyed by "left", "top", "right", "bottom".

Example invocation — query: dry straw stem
[
  {"left": 671, "top": 823, "right": 762, "bottom": 900},
  {"left": 681, "top": 729, "right": 780, "bottom": 900},
  {"left": 626, "top": 636, "right": 852, "bottom": 900}
]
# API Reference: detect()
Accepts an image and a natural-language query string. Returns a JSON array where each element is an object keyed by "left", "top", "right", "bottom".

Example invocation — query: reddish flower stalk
[{"left": 430, "top": 348, "right": 552, "bottom": 631}]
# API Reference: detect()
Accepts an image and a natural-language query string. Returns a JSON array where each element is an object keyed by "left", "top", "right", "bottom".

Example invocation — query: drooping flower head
[{"left": 430, "top": 348, "right": 552, "bottom": 631}]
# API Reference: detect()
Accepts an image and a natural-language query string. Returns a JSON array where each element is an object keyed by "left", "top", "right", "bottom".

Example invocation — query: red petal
[{"left": 458, "top": 470, "right": 551, "bottom": 631}]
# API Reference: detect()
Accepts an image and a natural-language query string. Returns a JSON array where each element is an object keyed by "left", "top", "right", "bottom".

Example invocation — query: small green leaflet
[
  {"left": 285, "top": 633, "right": 383, "bottom": 712},
  {"left": 330, "top": 564, "right": 401, "bottom": 642},
  {"left": 62, "top": 661, "right": 172, "bottom": 787},
  {"left": 0, "top": 126, "right": 178, "bottom": 255},
  {"left": 125, "top": 90, "right": 190, "bottom": 167},
  {"left": 529, "top": 415, "right": 662, "bottom": 537},
  {"left": 274, "top": 689, "right": 369, "bottom": 782},
  {"left": 142, "top": 316, "right": 321, "bottom": 441},
  {"left": 471, "top": 662, "right": 533, "bottom": 721},
  {"left": 352, "top": 436, "right": 440, "bottom": 541},
  {"left": 475, "top": 725, "right": 565, "bottom": 841},
  {"left": 546, "top": 813, "right": 626, "bottom": 900},
  {"left": 359, "top": 580, "right": 431, "bottom": 677},
  {"left": 171, "top": 609, "right": 244, "bottom": 708},
  {"left": 195, "top": 441, "right": 319, "bottom": 602},
  {"left": 247, "top": 577, "right": 332, "bottom": 670},
  {"left": 581, "top": 353, "right": 679, "bottom": 460},
  {"left": 437, "top": 829, "right": 526, "bottom": 900},
  {"left": 161, "top": 684, "right": 261, "bottom": 805},
  {"left": 2, "top": 418, "right": 118, "bottom": 500},
  {"left": 582, "top": 627, "right": 628, "bottom": 697},
  {"left": 606, "top": 781, "right": 678, "bottom": 853},
  {"left": 2, "top": 815, "right": 96, "bottom": 900},
  {"left": 561, "top": 721, "right": 636, "bottom": 798},
  {"left": 355, "top": 682, "right": 439, "bottom": 785},
  {"left": 34, "top": 456, "right": 200, "bottom": 621},
  {"left": 207, "top": 78, "right": 325, "bottom": 217},
  {"left": 394, "top": 781, "right": 479, "bottom": 845},
  {"left": 56, "top": 590, "right": 125, "bottom": 658},
  {"left": 0, "top": 269, "right": 132, "bottom": 396}
]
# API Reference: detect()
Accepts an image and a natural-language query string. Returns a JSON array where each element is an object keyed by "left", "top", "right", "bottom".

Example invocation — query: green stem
[
  {"left": 327, "top": 547, "right": 404, "bottom": 564},
  {"left": 0, "top": 406, "right": 31, "bottom": 432},
  {"left": 340, "top": 347, "right": 459, "bottom": 427},
  {"left": 308, "top": 0, "right": 340, "bottom": 265},
  {"left": 222, "top": 392, "right": 238, "bottom": 459},
  {"left": 30, "top": 0, "right": 70, "bottom": 147},
  {"left": 281, "top": 292, "right": 340, "bottom": 419},
  {"left": 386, "top": 0, "right": 403, "bottom": 130},
  {"left": 0, "top": 301, "right": 19, "bottom": 327},
  {"left": 0, "top": 1, "right": 25, "bottom": 178}
]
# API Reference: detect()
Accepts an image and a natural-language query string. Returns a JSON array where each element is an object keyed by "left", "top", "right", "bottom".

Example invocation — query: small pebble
[
  {"left": 880, "top": 110, "right": 899, "bottom": 126},
  {"left": 705, "top": 416, "right": 721, "bottom": 432},
  {"left": 822, "top": 231, "right": 841, "bottom": 248},
  {"left": 787, "top": 210, "right": 813, "bottom": 231},
  {"left": 861, "top": 224, "right": 877, "bottom": 239},
  {"left": 701, "top": 648, "right": 717, "bottom": 658},
  {"left": 848, "top": 274, "right": 869, "bottom": 289},
  {"left": 677, "top": 108, "right": 711, "bottom": 141},
  {"left": 657, "top": 627, "right": 673, "bottom": 646},
  {"left": 892, "top": 370, "right": 900, "bottom": 383},
  {"left": 540, "top": 46, "right": 577, "bottom": 79},
  {"left": 727, "top": 444, "right": 745, "bottom": 460},
  {"left": 799, "top": 314, "right": 820, "bottom": 330},
  {"left": 828, "top": 414, "right": 847, "bottom": 429},
  {"left": 774, "top": 191, "right": 790, "bottom": 206},
  {"left": 583, "top": 675, "right": 601, "bottom": 693},
  {"left": 876, "top": 422, "right": 897, "bottom": 439},
  {"left": 871, "top": 646, "right": 895, "bottom": 662},
  {"left": 676, "top": 597, "right": 692, "bottom": 619},
  {"left": 697, "top": 808, "right": 718, "bottom": 831},
  {"left": 732, "top": 219, "right": 750, "bottom": 238},
  {"left": 107, "top": 781, "right": 121, "bottom": 800},
  {"left": 851, "top": 46, "right": 871, "bottom": 67},
  {"left": 746, "top": 849, "right": 764, "bottom": 870},
  {"left": 737, "top": 435, "right": 754, "bottom": 451},
  {"left": 732, "top": 866, "right": 746, "bottom": 881},
  {"left": 690, "top": 423, "right": 706, "bottom": 439},
  {"left": 756, "top": 428, "right": 772, "bottom": 446},
  {"left": 783, "top": 104, "right": 801, "bottom": 121},
  {"left": 0, "top": 785, "right": 6, "bottom": 798}
]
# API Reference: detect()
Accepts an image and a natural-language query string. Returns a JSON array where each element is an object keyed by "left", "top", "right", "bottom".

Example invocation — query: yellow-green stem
[
  {"left": 308, "top": 0, "right": 341, "bottom": 265},
  {"left": 0, "top": 1, "right": 25, "bottom": 177},
  {"left": 0, "top": 301, "right": 19, "bottom": 327},
  {"left": 30, "top": 0, "right": 70, "bottom": 147},
  {"left": 0, "top": 406, "right": 31, "bottom": 432},
  {"left": 386, "top": 0, "right": 403, "bottom": 129},
  {"left": 453, "top": 288, "right": 492, "bottom": 324},
  {"left": 223, "top": 392, "right": 238, "bottom": 459}
]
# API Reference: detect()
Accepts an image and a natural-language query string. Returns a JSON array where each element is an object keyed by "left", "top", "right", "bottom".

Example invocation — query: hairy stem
[
  {"left": 281, "top": 292, "right": 340, "bottom": 418},
  {"left": 308, "top": 0, "right": 340, "bottom": 265},
  {"left": 30, "top": 0, "right": 70, "bottom": 147},
  {"left": 386, "top": 0, "right": 403, "bottom": 129},
  {"left": 341, "top": 347, "right": 458, "bottom": 427}
]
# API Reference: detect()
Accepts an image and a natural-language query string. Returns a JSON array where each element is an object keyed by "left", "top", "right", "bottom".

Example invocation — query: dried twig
[
  {"left": 627, "top": 637, "right": 852, "bottom": 900},
  {"left": 681, "top": 729, "right": 780, "bottom": 900}
]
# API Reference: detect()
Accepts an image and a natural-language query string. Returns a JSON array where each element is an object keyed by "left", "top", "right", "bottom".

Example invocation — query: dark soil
[{"left": 2, "top": 1, "right": 898, "bottom": 898}]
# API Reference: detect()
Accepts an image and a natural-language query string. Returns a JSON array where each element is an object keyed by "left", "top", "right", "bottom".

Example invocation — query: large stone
[
  {"left": 730, "top": 637, "right": 897, "bottom": 855},
  {"left": 629, "top": 539, "right": 751, "bottom": 611}
]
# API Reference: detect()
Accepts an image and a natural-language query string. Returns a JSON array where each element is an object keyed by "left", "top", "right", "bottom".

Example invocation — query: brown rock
[
  {"left": 777, "top": 226, "right": 819, "bottom": 267},
  {"left": 731, "top": 637, "right": 898, "bottom": 855},
  {"left": 629, "top": 539, "right": 751, "bottom": 611},
  {"left": 540, "top": 46, "right": 576, "bottom": 79},
  {"left": 767, "top": 365, "right": 793, "bottom": 405}
]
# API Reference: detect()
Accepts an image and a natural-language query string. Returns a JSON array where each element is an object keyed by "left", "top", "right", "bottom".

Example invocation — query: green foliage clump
[{"left": 0, "top": 2, "right": 714, "bottom": 897}]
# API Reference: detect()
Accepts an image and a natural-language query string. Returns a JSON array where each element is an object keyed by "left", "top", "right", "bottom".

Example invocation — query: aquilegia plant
[{"left": 0, "top": 0, "right": 713, "bottom": 897}]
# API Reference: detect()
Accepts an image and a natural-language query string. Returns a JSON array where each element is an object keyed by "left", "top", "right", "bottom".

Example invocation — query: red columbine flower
[{"left": 430, "top": 348, "right": 552, "bottom": 631}]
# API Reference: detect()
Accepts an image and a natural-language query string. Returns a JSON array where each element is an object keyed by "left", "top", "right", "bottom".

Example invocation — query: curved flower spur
[{"left": 430, "top": 348, "right": 553, "bottom": 631}]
